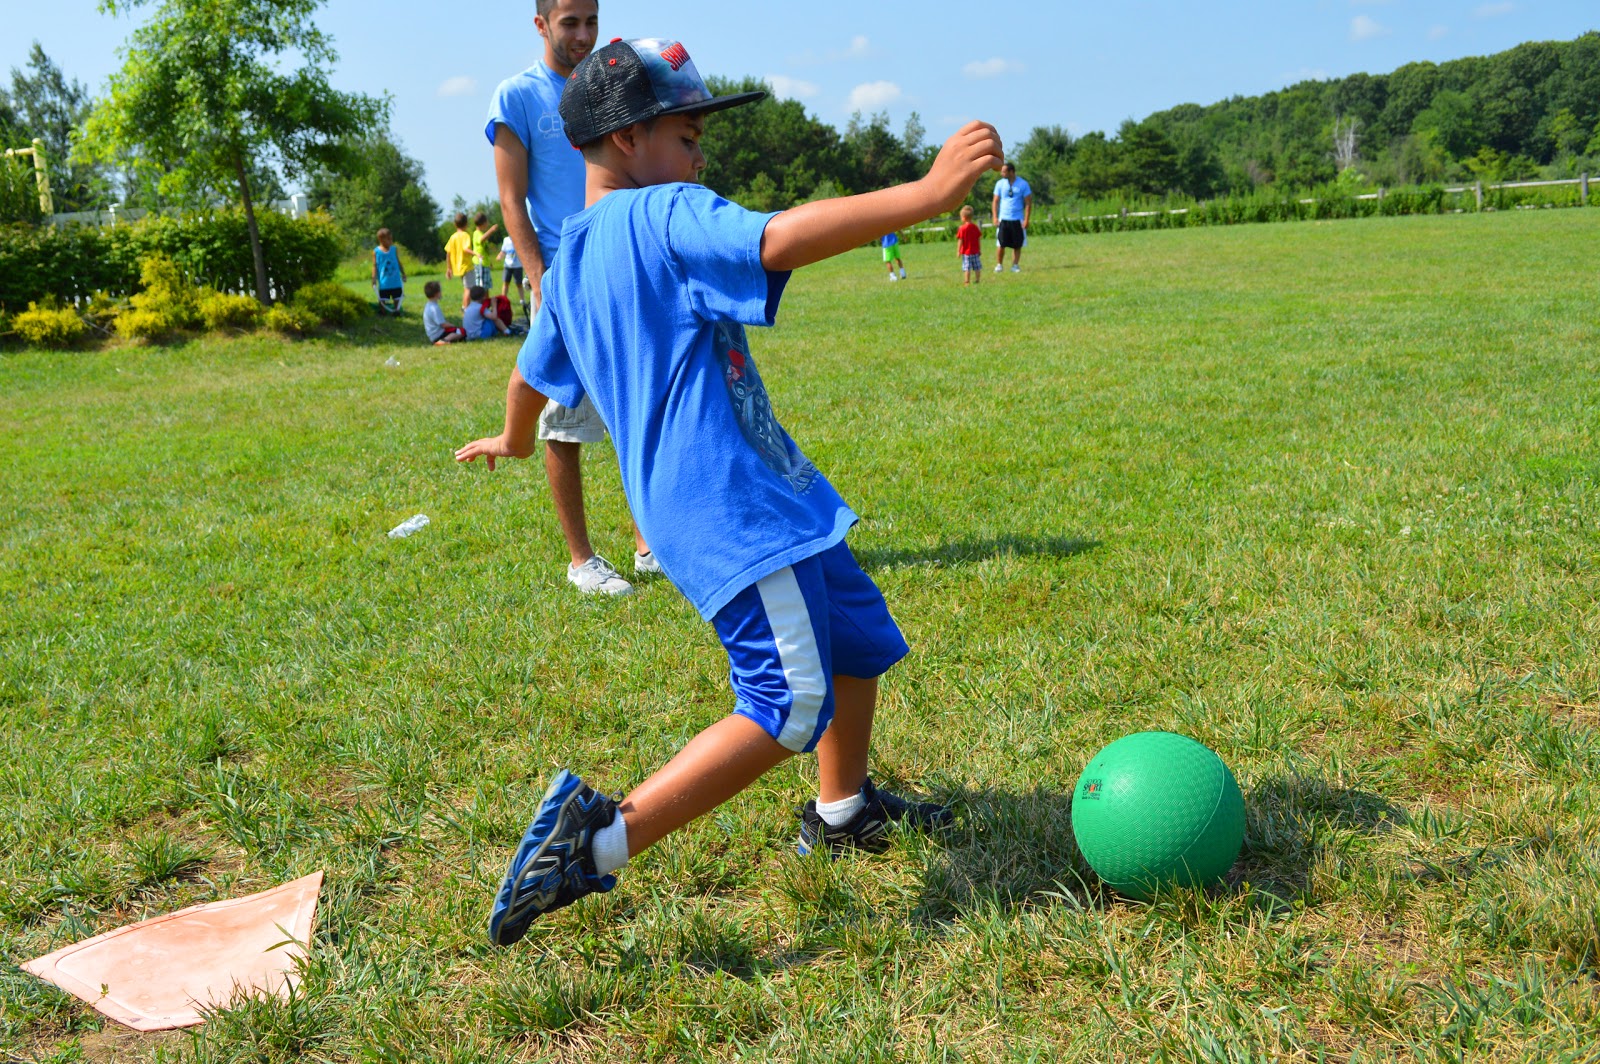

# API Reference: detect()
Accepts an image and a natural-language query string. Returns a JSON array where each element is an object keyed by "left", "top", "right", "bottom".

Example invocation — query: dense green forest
[
  {"left": 703, "top": 32, "right": 1600, "bottom": 212},
  {"left": 6, "top": 31, "right": 1598, "bottom": 238}
]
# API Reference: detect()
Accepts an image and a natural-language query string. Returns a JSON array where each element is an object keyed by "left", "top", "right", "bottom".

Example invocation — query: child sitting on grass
[
  {"left": 455, "top": 37, "right": 1001, "bottom": 946},
  {"left": 422, "top": 280, "right": 466, "bottom": 345},
  {"left": 463, "top": 285, "right": 511, "bottom": 339}
]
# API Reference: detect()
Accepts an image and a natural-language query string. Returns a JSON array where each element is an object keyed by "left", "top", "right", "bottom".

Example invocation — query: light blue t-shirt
[
  {"left": 994, "top": 176, "right": 1032, "bottom": 221},
  {"left": 374, "top": 245, "right": 403, "bottom": 289},
  {"left": 485, "top": 61, "right": 586, "bottom": 266},
  {"left": 517, "top": 184, "right": 857, "bottom": 619}
]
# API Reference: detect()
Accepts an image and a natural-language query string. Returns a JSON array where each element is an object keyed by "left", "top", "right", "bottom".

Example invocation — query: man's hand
[
  {"left": 922, "top": 121, "right": 1004, "bottom": 215},
  {"left": 526, "top": 258, "right": 545, "bottom": 315},
  {"left": 454, "top": 433, "right": 535, "bottom": 472}
]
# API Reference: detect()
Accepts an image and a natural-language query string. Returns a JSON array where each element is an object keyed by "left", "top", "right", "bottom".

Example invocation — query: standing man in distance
[
  {"left": 485, "top": 0, "right": 656, "bottom": 596},
  {"left": 991, "top": 161, "right": 1031, "bottom": 273}
]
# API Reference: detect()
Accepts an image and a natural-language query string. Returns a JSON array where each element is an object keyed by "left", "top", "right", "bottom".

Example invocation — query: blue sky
[{"left": 3, "top": 1, "right": 1596, "bottom": 208}]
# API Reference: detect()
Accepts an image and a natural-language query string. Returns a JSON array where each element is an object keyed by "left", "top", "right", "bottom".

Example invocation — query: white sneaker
[
  {"left": 994, "top": 264, "right": 1002, "bottom": 273},
  {"left": 634, "top": 550, "right": 662, "bottom": 575},
  {"left": 1011, "top": 264, "right": 1021, "bottom": 273},
  {"left": 888, "top": 274, "right": 898, "bottom": 282},
  {"left": 898, "top": 269, "right": 906, "bottom": 279},
  {"left": 567, "top": 555, "right": 633, "bottom": 596}
]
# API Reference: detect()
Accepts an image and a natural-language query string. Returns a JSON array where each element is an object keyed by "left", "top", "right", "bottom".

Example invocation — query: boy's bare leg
[
  {"left": 634, "top": 522, "right": 649, "bottom": 555},
  {"left": 814, "top": 674, "right": 876, "bottom": 804},
  {"left": 544, "top": 440, "right": 595, "bottom": 565},
  {"left": 618, "top": 715, "right": 791, "bottom": 854}
]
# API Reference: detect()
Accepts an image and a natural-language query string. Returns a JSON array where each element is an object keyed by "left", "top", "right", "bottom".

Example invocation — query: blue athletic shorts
[{"left": 711, "top": 541, "right": 909, "bottom": 753}]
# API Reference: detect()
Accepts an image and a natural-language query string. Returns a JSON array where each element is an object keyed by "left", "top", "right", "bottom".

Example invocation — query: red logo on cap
[
  {"left": 660, "top": 42, "right": 690, "bottom": 71},
  {"left": 609, "top": 37, "right": 622, "bottom": 43}
]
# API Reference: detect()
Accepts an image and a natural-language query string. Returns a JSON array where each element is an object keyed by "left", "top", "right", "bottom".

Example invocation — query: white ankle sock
[
  {"left": 591, "top": 814, "right": 629, "bottom": 877},
  {"left": 815, "top": 791, "right": 866, "bottom": 827}
]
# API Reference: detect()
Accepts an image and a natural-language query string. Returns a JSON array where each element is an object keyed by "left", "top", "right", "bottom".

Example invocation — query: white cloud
[
  {"left": 1350, "top": 15, "right": 1390, "bottom": 41},
  {"left": 1427, "top": 23, "right": 1450, "bottom": 39},
  {"left": 963, "top": 57, "right": 1025, "bottom": 79},
  {"left": 1473, "top": 2, "right": 1513, "bottom": 16},
  {"left": 790, "top": 35, "right": 872, "bottom": 65},
  {"left": 1285, "top": 66, "right": 1331, "bottom": 83},
  {"left": 437, "top": 76, "right": 477, "bottom": 98},
  {"left": 847, "top": 81, "right": 903, "bottom": 112},
  {"left": 766, "top": 74, "right": 820, "bottom": 100}
]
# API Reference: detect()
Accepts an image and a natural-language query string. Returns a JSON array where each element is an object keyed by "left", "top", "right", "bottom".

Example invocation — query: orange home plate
[{"left": 21, "top": 872, "right": 323, "bottom": 1031}]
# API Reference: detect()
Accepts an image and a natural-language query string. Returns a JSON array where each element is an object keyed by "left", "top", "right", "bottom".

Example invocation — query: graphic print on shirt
[{"left": 714, "top": 321, "right": 818, "bottom": 494}]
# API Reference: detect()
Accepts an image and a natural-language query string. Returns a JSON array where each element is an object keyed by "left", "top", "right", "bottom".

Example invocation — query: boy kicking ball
[{"left": 455, "top": 37, "right": 1003, "bottom": 946}]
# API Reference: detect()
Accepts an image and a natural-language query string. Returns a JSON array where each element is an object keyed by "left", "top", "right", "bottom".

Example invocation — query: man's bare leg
[{"left": 544, "top": 439, "right": 594, "bottom": 566}]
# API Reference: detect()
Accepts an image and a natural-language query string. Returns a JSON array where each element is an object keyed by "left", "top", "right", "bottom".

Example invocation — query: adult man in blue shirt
[
  {"left": 990, "top": 161, "right": 1032, "bottom": 273},
  {"left": 486, "top": 0, "right": 653, "bottom": 596}
]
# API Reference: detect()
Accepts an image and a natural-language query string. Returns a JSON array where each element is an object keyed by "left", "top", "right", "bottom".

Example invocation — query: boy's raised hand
[{"left": 923, "top": 121, "right": 1005, "bottom": 213}]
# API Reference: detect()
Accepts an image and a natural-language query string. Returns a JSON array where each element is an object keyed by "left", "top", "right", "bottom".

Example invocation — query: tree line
[{"left": 5, "top": 21, "right": 1597, "bottom": 273}]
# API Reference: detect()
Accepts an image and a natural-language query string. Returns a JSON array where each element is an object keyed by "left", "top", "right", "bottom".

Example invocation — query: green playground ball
[{"left": 1070, "top": 731, "right": 1245, "bottom": 901}]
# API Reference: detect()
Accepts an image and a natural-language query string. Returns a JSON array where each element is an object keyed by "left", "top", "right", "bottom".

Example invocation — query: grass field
[{"left": 2, "top": 209, "right": 1598, "bottom": 1062}]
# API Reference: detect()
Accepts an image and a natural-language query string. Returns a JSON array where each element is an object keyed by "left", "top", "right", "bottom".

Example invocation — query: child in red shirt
[{"left": 956, "top": 205, "right": 982, "bottom": 285}]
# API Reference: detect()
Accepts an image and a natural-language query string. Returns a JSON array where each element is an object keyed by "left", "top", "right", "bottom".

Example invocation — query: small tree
[
  {"left": 1332, "top": 114, "right": 1361, "bottom": 172},
  {"left": 81, "top": 0, "right": 384, "bottom": 302}
]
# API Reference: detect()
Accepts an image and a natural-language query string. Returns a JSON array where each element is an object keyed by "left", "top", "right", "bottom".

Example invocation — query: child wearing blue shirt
[{"left": 456, "top": 37, "right": 1002, "bottom": 946}]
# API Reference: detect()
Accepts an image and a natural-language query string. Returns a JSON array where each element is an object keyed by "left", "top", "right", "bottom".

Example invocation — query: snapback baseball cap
[{"left": 559, "top": 38, "right": 765, "bottom": 148}]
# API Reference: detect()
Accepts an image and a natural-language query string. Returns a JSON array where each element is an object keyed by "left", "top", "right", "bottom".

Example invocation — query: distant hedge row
[
  {"left": 0, "top": 209, "right": 342, "bottom": 310},
  {"left": 904, "top": 181, "right": 1593, "bottom": 242}
]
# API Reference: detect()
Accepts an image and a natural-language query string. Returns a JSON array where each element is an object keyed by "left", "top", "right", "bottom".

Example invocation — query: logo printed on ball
[{"left": 1081, "top": 779, "right": 1103, "bottom": 800}]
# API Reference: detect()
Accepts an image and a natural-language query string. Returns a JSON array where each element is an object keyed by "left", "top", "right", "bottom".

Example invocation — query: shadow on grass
[
  {"left": 854, "top": 534, "right": 1099, "bottom": 572},
  {"left": 911, "top": 774, "right": 1409, "bottom": 923},
  {"left": 1231, "top": 773, "right": 1407, "bottom": 903}
]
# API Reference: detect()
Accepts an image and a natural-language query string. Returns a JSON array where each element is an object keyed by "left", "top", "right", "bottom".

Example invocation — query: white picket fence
[{"left": 46, "top": 193, "right": 311, "bottom": 228}]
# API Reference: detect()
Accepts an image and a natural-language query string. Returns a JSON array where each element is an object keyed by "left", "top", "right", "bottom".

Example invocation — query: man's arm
[
  {"left": 492, "top": 125, "right": 547, "bottom": 312},
  {"left": 1023, "top": 192, "right": 1033, "bottom": 229},
  {"left": 763, "top": 121, "right": 1001, "bottom": 272},
  {"left": 454, "top": 366, "right": 548, "bottom": 471}
]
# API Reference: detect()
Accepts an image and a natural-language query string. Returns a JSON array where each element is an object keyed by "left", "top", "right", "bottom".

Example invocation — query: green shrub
[
  {"left": 264, "top": 303, "right": 319, "bottom": 335},
  {"left": 0, "top": 209, "right": 342, "bottom": 309},
  {"left": 198, "top": 290, "right": 263, "bottom": 331},
  {"left": 12, "top": 301, "right": 87, "bottom": 348},
  {"left": 115, "top": 254, "right": 202, "bottom": 341},
  {"left": 291, "top": 280, "right": 367, "bottom": 327}
]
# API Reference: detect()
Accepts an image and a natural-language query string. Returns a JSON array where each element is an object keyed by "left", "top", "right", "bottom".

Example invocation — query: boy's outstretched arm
[
  {"left": 761, "top": 121, "right": 1002, "bottom": 272},
  {"left": 454, "top": 367, "right": 548, "bottom": 471}
]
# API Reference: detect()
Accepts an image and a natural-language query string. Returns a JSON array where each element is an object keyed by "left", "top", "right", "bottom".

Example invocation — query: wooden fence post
[
  {"left": 1582, "top": 173, "right": 1589, "bottom": 207},
  {"left": 1474, "top": 181, "right": 1483, "bottom": 210}
]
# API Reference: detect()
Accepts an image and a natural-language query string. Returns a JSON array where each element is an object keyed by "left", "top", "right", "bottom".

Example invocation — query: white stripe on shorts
[{"left": 755, "top": 566, "right": 827, "bottom": 752}]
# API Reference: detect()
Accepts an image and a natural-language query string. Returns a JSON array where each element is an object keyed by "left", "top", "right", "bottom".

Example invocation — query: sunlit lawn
[{"left": 2, "top": 208, "right": 1598, "bottom": 1062}]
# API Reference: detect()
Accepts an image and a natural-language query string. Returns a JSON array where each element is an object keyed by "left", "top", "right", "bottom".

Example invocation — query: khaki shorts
[{"left": 538, "top": 394, "right": 607, "bottom": 443}]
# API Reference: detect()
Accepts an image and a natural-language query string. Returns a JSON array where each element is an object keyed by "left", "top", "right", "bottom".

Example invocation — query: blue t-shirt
[
  {"left": 485, "top": 61, "right": 586, "bottom": 266},
  {"left": 517, "top": 184, "right": 857, "bottom": 619},
  {"left": 994, "top": 176, "right": 1032, "bottom": 221},
  {"left": 374, "top": 245, "right": 403, "bottom": 289},
  {"left": 880, "top": 232, "right": 899, "bottom": 248}
]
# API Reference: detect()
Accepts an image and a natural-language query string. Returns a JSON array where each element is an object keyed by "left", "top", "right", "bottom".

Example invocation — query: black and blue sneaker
[
  {"left": 488, "top": 770, "right": 619, "bottom": 946},
  {"left": 797, "top": 779, "right": 953, "bottom": 857}
]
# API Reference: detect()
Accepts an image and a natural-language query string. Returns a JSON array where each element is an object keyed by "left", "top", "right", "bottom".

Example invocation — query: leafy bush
[
  {"left": 0, "top": 209, "right": 342, "bottom": 309},
  {"left": 291, "top": 281, "right": 367, "bottom": 327},
  {"left": 115, "top": 254, "right": 201, "bottom": 341},
  {"left": 264, "top": 303, "right": 318, "bottom": 335},
  {"left": 115, "top": 307, "right": 177, "bottom": 342},
  {"left": 12, "top": 301, "right": 85, "bottom": 348},
  {"left": 198, "top": 290, "right": 263, "bottom": 331}
]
